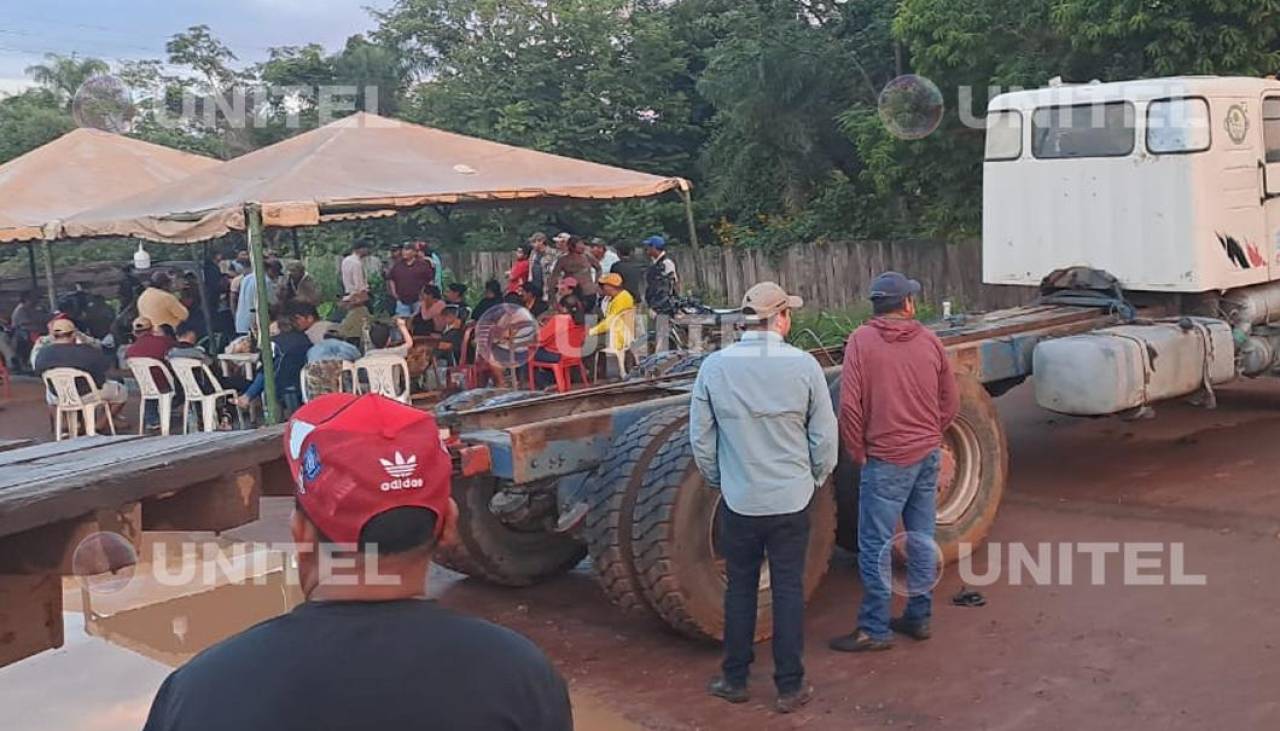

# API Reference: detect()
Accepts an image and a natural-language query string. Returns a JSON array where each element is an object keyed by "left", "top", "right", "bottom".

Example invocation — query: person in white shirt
[
  {"left": 589, "top": 237, "right": 619, "bottom": 274},
  {"left": 340, "top": 240, "right": 372, "bottom": 298}
]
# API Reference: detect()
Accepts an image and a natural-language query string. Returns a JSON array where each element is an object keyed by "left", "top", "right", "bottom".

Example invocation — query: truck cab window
[
  {"left": 1147, "top": 98, "right": 1210, "bottom": 154},
  {"left": 984, "top": 110, "right": 1023, "bottom": 161},
  {"left": 1031, "top": 102, "right": 1135, "bottom": 159},
  {"left": 1264, "top": 98, "right": 1280, "bottom": 162}
]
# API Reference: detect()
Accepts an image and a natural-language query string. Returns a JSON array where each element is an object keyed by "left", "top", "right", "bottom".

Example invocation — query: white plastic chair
[
  {"left": 126, "top": 357, "right": 175, "bottom": 436},
  {"left": 353, "top": 354, "right": 411, "bottom": 404},
  {"left": 595, "top": 308, "right": 639, "bottom": 378},
  {"left": 41, "top": 367, "right": 116, "bottom": 441},
  {"left": 169, "top": 357, "right": 243, "bottom": 433}
]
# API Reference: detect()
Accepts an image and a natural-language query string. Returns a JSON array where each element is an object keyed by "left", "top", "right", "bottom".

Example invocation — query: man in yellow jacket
[
  {"left": 136, "top": 272, "right": 189, "bottom": 330},
  {"left": 589, "top": 273, "right": 635, "bottom": 352}
]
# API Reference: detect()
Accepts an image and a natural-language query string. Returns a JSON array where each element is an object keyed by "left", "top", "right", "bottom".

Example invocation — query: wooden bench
[{"left": 0, "top": 428, "right": 291, "bottom": 669}]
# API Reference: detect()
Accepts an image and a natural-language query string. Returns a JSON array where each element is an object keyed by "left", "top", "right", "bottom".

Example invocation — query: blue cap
[
  {"left": 643, "top": 235, "right": 667, "bottom": 249},
  {"left": 869, "top": 271, "right": 922, "bottom": 300}
]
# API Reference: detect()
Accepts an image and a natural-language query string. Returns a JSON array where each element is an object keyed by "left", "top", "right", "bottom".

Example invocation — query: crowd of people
[{"left": 1, "top": 229, "right": 684, "bottom": 426}]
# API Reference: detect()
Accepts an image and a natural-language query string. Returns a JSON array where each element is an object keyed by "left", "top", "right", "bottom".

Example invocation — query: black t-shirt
[
  {"left": 611, "top": 259, "right": 646, "bottom": 303},
  {"left": 142, "top": 599, "right": 573, "bottom": 731},
  {"left": 34, "top": 342, "right": 111, "bottom": 387}
]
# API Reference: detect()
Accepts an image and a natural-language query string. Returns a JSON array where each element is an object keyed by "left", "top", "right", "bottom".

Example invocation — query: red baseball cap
[{"left": 283, "top": 393, "right": 452, "bottom": 545}]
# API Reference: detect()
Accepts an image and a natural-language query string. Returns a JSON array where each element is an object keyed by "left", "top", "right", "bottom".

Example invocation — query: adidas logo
[
  {"left": 380, "top": 452, "right": 417, "bottom": 479},
  {"left": 379, "top": 451, "right": 423, "bottom": 492}
]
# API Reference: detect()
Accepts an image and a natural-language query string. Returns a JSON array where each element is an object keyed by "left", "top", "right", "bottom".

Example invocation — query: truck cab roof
[{"left": 989, "top": 76, "right": 1280, "bottom": 111}]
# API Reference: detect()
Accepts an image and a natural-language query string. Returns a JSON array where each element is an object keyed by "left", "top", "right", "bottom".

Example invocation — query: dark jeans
[
  {"left": 856, "top": 450, "right": 941, "bottom": 640},
  {"left": 530, "top": 349, "right": 561, "bottom": 389},
  {"left": 720, "top": 500, "right": 810, "bottom": 694}
]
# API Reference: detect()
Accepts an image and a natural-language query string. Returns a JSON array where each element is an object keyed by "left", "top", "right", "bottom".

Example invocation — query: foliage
[
  {"left": 9, "top": 0, "right": 1280, "bottom": 266},
  {"left": 23, "top": 53, "right": 110, "bottom": 108}
]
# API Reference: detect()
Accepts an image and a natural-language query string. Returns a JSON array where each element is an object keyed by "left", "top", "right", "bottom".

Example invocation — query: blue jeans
[
  {"left": 720, "top": 500, "right": 810, "bottom": 694},
  {"left": 394, "top": 301, "right": 415, "bottom": 317},
  {"left": 856, "top": 450, "right": 940, "bottom": 641}
]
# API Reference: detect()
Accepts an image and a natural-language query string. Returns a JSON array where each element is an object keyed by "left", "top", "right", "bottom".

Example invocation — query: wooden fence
[
  {"left": 440, "top": 239, "right": 1033, "bottom": 312},
  {"left": 0, "top": 240, "right": 1033, "bottom": 316}
]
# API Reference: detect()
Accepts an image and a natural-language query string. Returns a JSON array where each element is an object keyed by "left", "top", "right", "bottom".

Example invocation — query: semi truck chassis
[{"left": 436, "top": 302, "right": 1129, "bottom": 641}]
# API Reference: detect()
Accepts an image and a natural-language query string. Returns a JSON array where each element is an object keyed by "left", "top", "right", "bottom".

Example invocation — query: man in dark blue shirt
[{"left": 142, "top": 394, "right": 573, "bottom": 731}]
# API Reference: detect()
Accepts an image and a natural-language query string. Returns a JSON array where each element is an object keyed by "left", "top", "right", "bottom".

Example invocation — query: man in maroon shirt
[
  {"left": 387, "top": 243, "right": 436, "bottom": 317},
  {"left": 830, "top": 272, "right": 958, "bottom": 653}
]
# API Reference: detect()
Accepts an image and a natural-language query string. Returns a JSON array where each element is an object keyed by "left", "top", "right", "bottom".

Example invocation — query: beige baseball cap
[
  {"left": 48, "top": 318, "right": 76, "bottom": 336},
  {"left": 741, "top": 282, "right": 803, "bottom": 318},
  {"left": 132, "top": 316, "right": 154, "bottom": 333}
]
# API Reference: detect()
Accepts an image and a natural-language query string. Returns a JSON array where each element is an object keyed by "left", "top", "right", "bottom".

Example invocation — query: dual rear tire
[{"left": 584, "top": 407, "right": 836, "bottom": 642}]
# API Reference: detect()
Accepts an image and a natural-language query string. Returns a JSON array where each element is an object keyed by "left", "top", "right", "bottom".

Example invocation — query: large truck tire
[
  {"left": 831, "top": 373, "right": 1008, "bottom": 564},
  {"left": 935, "top": 373, "right": 1008, "bottom": 563},
  {"left": 582, "top": 407, "right": 689, "bottom": 613},
  {"left": 433, "top": 476, "right": 586, "bottom": 587},
  {"left": 630, "top": 423, "right": 837, "bottom": 642}
]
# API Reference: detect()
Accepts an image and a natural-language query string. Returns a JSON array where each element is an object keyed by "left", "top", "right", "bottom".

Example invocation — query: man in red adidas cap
[{"left": 142, "top": 394, "right": 573, "bottom": 731}]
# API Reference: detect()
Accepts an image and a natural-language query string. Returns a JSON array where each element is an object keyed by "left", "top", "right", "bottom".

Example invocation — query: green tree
[
  {"left": 0, "top": 89, "right": 75, "bottom": 163},
  {"left": 1053, "top": 0, "right": 1280, "bottom": 77},
  {"left": 24, "top": 53, "right": 110, "bottom": 108},
  {"left": 378, "top": 0, "right": 704, "bottom": 177}
]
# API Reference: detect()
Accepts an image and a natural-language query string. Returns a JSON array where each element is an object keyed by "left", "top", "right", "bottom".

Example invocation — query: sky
[{"left": 0, "top": 0, "right": 393, "bottom": 93}]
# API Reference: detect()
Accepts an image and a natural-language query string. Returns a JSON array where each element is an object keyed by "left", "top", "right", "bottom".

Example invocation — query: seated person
[
  {"left": 444, "top": 283, "right": 471, "bottom": 322},
  {"left": 520, "top": 282, "right": 549, "bottom": 321},
  {"left": 366, "top": 318, "right": 414, "bottom": 359},
  {"left": 125, "top": 318, "right": 178, "bottom": 425},
  {"left": 471, "top": 279, "right": 503, "bottom": 322},
  {"left": 34, "top": 318, "right": 128, "bottom": 426},
  {"left": 235, "top": 319, "right": 313, "bottom": 410},
  {"left": 410, "top": 285, "right": 447, "bottom": 336},
  {"left": 287, "top": 301, "right": 336, "bottom": 345},
  {"left": 335, "top": 290, "right": 372, "bottom": 342},
  {"left": 167, "top": 323, "right": 212, "bottom": 366},
  {"left": 529, "top": 294, "right": 586, "bottom": 389},
  {"left": 433, "top": 306, "right": 473, "bottom": 368},
  {"left": 555, "top": 275, "right": 582, "bottom": 302},
  {"left": 304, "top": 336, "right": 362, "bottom": 400},
  {"left": 588, "top": 273, "right": 637, "bottom": 354}
]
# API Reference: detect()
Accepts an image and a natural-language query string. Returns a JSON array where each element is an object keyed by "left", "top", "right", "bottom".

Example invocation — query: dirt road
[{"left": 2, "top": 379, "right": 1279, "bottom": 729}]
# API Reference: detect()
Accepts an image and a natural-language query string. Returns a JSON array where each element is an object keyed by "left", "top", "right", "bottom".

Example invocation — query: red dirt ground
[{"left": 2, "top": 377, "right": 1279, "bottom": 729}]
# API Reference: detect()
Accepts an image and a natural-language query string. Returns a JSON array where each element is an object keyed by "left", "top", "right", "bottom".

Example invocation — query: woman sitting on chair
[{"left": 530, "top": 294, "right": 586, "bottom": 389}]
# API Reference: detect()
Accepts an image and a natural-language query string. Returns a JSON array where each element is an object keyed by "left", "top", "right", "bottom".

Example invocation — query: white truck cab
[{"left": 983, "top": 76, "right": 1280, "bottom": 293}]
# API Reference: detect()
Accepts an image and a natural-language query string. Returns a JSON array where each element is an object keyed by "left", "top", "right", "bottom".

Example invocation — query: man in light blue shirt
[
  {"left": 235, "top": 265, "right": 259, "bottom": 335},
  {"left": 689, "top": 282, "right": 838, "bottom": 714}
]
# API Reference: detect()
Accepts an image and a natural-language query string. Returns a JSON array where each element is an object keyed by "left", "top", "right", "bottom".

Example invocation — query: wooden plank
[
  {"left": 0, "top": 574, "right": 62, "bottom": 668},
  {"left": 0, "top": 435, "right": 147, "bottom": 468},
  {"left": 0, "top": 502, "right": 141, "bottom": 574},
  {"left": 143, "top": 466, "right": 262, "bottom": 532},
  {"left": 0, "top": 427, "right": 284, "bottom": 538},
  {"left": 0, "top": 439, "right": 32, "bottom": 454}
]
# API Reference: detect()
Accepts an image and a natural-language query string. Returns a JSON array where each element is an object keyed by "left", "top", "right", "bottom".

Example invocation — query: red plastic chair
[
  {"left": 528, "top": 352, "right": 590, "bottom": 393},
  {"left": 447, "top": 326, "right": 480, "bottom": 390}
]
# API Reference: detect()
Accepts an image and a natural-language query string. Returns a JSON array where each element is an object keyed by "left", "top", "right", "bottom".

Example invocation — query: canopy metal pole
[
  {"left": 40, "top": 240, "right": 56, "bottom": 310},
  {"left": 26, "top": 242, "right": 38, "bottom": 291},
  {"left": 246, "top": 203, "right": 279, "bottom": 425},
  {"left": 192, "top": 242, "right": 215, "bottom": 345},
  {"left": 679, "top": 186, "right": 703, "bottom": 294},
  {"left": 289, "top": 229, "right": 302, "bottom": 260}
]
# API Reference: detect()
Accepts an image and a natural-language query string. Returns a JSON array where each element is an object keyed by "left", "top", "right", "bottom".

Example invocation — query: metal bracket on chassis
[{"left": 487, "top": 479, "right": 563, "bottom": 532}]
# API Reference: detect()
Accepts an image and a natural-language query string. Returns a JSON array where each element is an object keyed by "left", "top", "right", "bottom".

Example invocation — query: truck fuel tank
[{"left": 1032, "top": 319, "right": 1235, "bottom": 416}]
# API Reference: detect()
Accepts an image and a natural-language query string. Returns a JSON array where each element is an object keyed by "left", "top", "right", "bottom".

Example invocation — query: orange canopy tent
[
  {"left": 0, "top": 128, "right": 218, "bottom": 309},
  {"left": 59, "top": 112, "right": 691, "bottom": 243},
  {"left": 0, "top": 128, "right": 218, "bottom": 244},
  {"left": 55, "top": 112, "right": 695, "bottom": 424}
]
